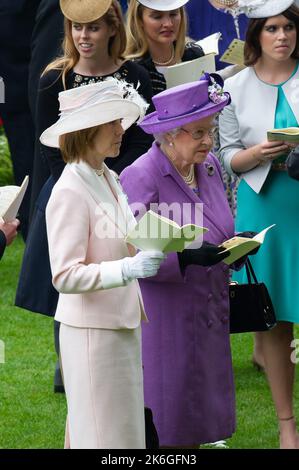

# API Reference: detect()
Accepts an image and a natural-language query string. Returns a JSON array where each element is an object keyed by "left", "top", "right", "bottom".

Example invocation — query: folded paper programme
[
  {"left": 267, "top": 127, "right": 299, "bottom": 144},
  {"left": 220, "top": 39, "right": 245, "bottom": 66},
  {"left": 220, "top": 224, "right": 275, "bottom": 265},
  {"left": 161, "top": 54, "right": 216, "bottom": 89},
  {"left": 126, "top": 210, "right": 208, "bottom": 253},
  {"left": 0, "top": 176, "right": 29, "bottom": 222}
]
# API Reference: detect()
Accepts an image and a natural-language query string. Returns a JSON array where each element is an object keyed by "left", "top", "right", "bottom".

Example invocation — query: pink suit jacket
[{"left": 46, "top": 161, "right": 147, "bottom": 330}]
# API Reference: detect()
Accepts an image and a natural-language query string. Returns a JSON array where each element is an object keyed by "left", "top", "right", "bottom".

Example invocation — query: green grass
[
  {"left": 0, "top": 237, "right": 298, "bottom": 448},
  {"left": 0, "top": 128, "right": 13, "bottom": 186},
  {"left": 0, "top": 237, "right": 66, "bottom": 449}
]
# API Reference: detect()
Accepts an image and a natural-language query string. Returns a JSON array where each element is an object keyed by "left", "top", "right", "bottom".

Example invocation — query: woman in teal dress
[{"left": 219, "top": 2, "right": 299, "bottom": 448}]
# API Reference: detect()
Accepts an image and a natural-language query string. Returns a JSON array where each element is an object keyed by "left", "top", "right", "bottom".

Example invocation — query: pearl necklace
[
  {"left": 211, "top": 0, "right": 238, "bottom": 7},
  {"left": 170, "top": 163, "right": 195, "bottom": 185},
  {"left": 94, "top": 167, "right": 104, "bottom": 176},
  {"left": 153, "top": 46, "right": 175, "bottom": 67},
  {"left": 181, "top": 165, "right": 195, "bottom": 185}
]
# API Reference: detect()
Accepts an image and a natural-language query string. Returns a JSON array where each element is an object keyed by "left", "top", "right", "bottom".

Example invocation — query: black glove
[
  {"left": 178, "top": 241, "right": 229, "bottom": 269},
  {"left": 237, "top": 231, "right": 259, "bottom": 255}
]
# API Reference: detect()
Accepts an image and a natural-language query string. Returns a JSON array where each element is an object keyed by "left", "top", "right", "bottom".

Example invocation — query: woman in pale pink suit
[{"left": 42, "top": 78, "right": 165, "bottom": 449}]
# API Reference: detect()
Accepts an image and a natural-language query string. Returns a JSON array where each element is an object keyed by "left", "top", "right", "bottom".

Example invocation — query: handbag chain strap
[{"left": 245, "top": 258, "right": 259, "bottom": 285}]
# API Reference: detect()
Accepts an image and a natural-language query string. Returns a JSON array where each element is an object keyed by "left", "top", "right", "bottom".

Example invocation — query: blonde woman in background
[{"left": 125, "top": 0, "right": 204, "bottom": 95}]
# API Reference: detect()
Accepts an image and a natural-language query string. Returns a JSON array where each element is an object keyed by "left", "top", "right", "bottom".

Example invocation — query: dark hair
[{"left": 244, "top": 5, "right": 299, "bottom": 66}]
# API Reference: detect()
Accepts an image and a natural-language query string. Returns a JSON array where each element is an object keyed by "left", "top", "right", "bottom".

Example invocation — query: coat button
[
  {"left": 221, "top": 289, "right": 228, "bottom": 298},
  {"left": 206, "top": 267, "right": 212, "bottom": 274},
  {"left": 208, "top": 293, "right": 213, "bottom": 301},
  {"left": 221, "top": 316, "right": 229, "bottom": 324},
  {"left": 207, "top": 319, "right": 213, "bottom": 328}
]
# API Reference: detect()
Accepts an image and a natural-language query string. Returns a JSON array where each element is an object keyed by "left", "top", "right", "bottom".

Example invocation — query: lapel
[
  {"left": 283, "top": 65, "right": 299, "bottom": 124},
  {"left": 154, "top": 143, "right": 201, "bottom": 205},
  {"left": 70, "top": 161, "right": 136, "bottom": 237},
  {"left": 153, "top": 144, "right": 230, "bottom": 239}
]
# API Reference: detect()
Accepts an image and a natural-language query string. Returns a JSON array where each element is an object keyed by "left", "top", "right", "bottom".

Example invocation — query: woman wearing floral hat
[
  {"left": 121, "top": 74, "right": 259, "bottom": 448},
  {"left": 42, "top": 78, "right": 165, "bottom": 449},
  {"left": 125, "top": 0, "right": 205, "bottom": 95},
  {"left": 220, "top": 0, "right": 299, "bottom": 448}
]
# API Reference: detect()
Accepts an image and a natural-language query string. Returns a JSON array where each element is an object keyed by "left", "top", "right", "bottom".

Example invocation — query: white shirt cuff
[{"left": 100, "top": 260, "right": 126, "bottom": 289}]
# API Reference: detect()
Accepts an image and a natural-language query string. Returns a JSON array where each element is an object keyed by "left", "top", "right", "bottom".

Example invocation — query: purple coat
[{"left": 120, "top": 143, "right": 236, "bottom": 447}]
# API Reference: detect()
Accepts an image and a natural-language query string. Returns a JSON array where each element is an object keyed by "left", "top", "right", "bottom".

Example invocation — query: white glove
[{"left": 121, "top": 251, "right": 165, "bottom": 282}]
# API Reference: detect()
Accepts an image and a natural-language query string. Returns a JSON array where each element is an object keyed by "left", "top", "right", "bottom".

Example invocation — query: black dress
[
  {"left": 15, "top": 60, "right": 153, "bottom": 316},
  {"left": 36, "top": 61, "right": 154, "bottom": 182},
  {"left": 0, "top": 230, "right": 6, "bottom": 260},
  {"left": 135, "top": 42, "right": 204, "bottom": 95}
]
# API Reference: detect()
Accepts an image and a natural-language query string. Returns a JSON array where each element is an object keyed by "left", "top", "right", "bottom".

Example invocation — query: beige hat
[
  {"left": 60, "top": 0, "right": 112, "bottom": 23},
  {"left": 40, "top": 78, "right": 149, "bottom": 148}
]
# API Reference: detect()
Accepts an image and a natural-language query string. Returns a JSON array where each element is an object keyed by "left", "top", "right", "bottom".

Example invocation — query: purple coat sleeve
[{"left": 120, "top": 161, "right": 187, "bottom": 284}]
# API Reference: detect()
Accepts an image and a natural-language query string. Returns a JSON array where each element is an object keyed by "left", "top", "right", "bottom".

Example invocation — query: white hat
[
  {"left": 238, "top": 0, "right": 298, "bottom": 18},
  {"left": 138, "top": 0, "right": 190, "bottom": 11},
  {"left": 40, "top": 78, "right": 148, "bottom": 148}
]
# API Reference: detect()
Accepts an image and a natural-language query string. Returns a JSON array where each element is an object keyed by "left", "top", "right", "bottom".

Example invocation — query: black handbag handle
[{"left": 245, "top": 258, "right": 259, "bottom": 285}]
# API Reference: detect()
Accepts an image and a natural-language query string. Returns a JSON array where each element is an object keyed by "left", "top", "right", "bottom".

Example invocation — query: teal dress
[{"left": 233, "top": 63, "right": 299, "bottom": 324}]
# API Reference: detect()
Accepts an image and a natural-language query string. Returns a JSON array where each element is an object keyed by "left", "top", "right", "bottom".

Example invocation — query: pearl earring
[{"left": 169, "top": 142, "right": 174, "bottom": 147}]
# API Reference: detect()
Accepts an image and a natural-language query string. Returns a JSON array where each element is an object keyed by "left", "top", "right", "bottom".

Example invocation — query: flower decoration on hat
[
  {"left": 40, "top": 77, "right": 149, "bottom": 148},
  {"left": 237, "top": 0, "right": 297, "bottom": 18},
  {"left": 120, "top": 80, "right": 149, "bottom": 123},
  {"left": 202, "top": 73, "right": 230, "bottom": 105}
]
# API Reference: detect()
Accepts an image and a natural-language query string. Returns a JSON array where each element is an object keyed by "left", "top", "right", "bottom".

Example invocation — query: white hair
[{"left": 154, "top": 128, "right": 181, "bottom": 144}]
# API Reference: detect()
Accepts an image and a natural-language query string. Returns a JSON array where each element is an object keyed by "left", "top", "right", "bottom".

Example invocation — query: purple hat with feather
[{"left": 139, "top": 73, "right": 231, "bottom": 135}]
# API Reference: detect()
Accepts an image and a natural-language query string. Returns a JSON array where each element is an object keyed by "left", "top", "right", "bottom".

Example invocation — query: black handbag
[
  {"left": 286, "top": 147, "right": 299, "bottom": 181},
  {"left": 229, "top": 259, "right": 277, "bottom": 334}
]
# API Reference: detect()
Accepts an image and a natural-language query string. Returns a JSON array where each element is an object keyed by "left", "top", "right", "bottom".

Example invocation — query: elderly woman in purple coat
[{"left": 120, "top": 73, "right": 248, "bottom": 448}]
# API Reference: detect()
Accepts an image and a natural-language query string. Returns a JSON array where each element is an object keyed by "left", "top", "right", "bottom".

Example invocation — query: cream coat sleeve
[{"left": 46, "top": 187, "right": 125, "bottom": 294}]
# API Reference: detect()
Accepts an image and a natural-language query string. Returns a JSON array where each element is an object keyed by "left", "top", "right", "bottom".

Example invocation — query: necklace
[
  {"left": 94, "top": 167, "right": 104, "bottom": 177},
  {"left": 181, "top": 165, "right": 195, "bottom": 185},
  {"left": 153, "top": 46, "right": 175, "bottom": 67},
  {"left": 210, "top": 0, "right": 238, "bottom": 7}
]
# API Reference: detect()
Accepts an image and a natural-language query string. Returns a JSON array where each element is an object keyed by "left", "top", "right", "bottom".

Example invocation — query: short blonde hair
[
  {"left": 43, "top": 0, "right": 126, "bottom": 89},
  {"left": 125, "top": 0, "right": 187, "bottom": 62},
  {"left": 59, "top": 125, "right": 101, "bottom": 163}
]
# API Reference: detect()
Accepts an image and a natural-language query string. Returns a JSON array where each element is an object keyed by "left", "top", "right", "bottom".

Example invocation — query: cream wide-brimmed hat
[
  {"left": 60, "top": 0, "right": 112, "bottom": 23},
  {"left": 138, "top": 0, "right": 190, "bottom": 11},
  {"left": 40, "top": 78, "right": 149, "bottom": 148}
]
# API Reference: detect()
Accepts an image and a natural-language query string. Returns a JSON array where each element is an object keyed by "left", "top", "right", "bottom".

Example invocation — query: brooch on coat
[{"left": 204, "top": 162, "right": 215, "bottom": 176}]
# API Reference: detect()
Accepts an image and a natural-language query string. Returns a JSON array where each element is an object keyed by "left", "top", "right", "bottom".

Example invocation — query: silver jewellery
[
  {"left": 153, "top": 45, "right": 175, "bottom": 67},
  {"left": 204, "top": 162, "right": 215, "bottom": 176}
]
